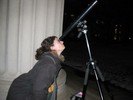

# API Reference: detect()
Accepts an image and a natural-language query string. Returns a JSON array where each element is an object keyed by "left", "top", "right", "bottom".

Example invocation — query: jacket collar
[{"left": 40, "top": 52, "right": 61, "bottom": 64}]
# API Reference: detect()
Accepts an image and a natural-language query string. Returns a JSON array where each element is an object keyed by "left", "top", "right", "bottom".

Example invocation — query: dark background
[
  {"left": 63, "top": 0, "right": 133, "bottom": 42},
  {"left": 61, "top": 0, "right": 133, "bottom": 93}
]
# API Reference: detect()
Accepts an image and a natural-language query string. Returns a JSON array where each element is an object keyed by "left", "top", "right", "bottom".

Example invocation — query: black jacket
[{"left": 6, "top": 52, "right": 62, "bottom": 100}]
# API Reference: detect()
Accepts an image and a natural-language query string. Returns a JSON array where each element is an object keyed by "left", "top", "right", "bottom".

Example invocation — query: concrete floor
[
  {"left": 57, "top": 68, "right": 111, "bottom": 100},
  {"left": 57, "top": 67, "right": 133, "bottom": 100}
]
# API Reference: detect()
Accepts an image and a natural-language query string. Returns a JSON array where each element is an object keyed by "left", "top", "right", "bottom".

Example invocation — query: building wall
[{"left": 0, "top": 0, "right": 64, "bottom": 99}]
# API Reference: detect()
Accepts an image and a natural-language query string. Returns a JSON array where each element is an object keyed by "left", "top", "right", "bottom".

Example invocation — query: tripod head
[{"left": 77, "top": 20, "right": 93, "bottom": 61}]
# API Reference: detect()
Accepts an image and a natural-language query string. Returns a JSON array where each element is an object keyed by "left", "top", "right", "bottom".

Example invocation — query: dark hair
[{"left": 35, "top": 36, "right": 57, "bottom": 60}]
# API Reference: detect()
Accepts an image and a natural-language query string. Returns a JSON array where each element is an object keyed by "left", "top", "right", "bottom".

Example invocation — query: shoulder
[
  {"left": 34, "top": 52, "right": 62, "bottom": 70},
  {"left": 40, "top": 52, "right": 60, "bottom": 64}
]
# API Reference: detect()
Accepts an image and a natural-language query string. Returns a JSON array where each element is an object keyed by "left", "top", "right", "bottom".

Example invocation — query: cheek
[
  {"left": 56, "top": 44, "right": 63, "bottom": 50},
  {"left": 53, "top": 43, "right": 64, "bottom": 51},
  {"left": 60, "top": 44, "right": 65, "bottom": 50},
  {"left": 53, "top": 45, "right": 60, "bottom": 50}
]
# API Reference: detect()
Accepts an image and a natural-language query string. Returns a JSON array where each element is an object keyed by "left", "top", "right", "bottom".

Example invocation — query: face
[{"left": 50, "top": 37, "right": 65, "bottom": 54}]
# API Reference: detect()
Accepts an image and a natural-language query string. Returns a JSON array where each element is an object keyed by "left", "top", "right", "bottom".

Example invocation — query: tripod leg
[
  {"left": 95, "top": 65, "right": 105, "bottom": 82},
  {"left": 92, "top": 63, "right": 104, "bottom": 100},
  {"left": 82, "top": 65, "right": 90, "bottom": 100},
  {"left": 95, "top": 64, "right": 114, "bottom": 100}
]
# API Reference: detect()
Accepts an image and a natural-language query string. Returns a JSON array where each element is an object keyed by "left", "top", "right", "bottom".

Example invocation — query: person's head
[{"left": 35, "top": 36, "right": 65, "bottom": 60}]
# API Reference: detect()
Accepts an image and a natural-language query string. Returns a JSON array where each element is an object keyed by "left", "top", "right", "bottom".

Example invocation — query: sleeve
[{"left": 32, "top": 63, "right": 56, "bottom": 100}]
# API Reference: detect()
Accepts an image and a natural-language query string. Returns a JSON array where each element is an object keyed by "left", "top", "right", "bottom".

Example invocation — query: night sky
[
  {"left": 62, "top": 0, "right": 133, "bottom": 93},
  {"left": 63, "top": 0, "right": 133, "bottom": 42}
]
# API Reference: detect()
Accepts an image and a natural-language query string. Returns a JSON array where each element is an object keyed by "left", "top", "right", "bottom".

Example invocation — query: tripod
[
  {"left": 81, "top": 28, "right": 104, "bottom": 100},
  {"left": 74, "top": 20, "right": 105, "bottom": 100}
]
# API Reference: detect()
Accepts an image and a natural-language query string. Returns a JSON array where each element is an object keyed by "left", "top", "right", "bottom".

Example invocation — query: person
[{"left": 6, "top": 36, "right": 65, "bottom": 100}]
